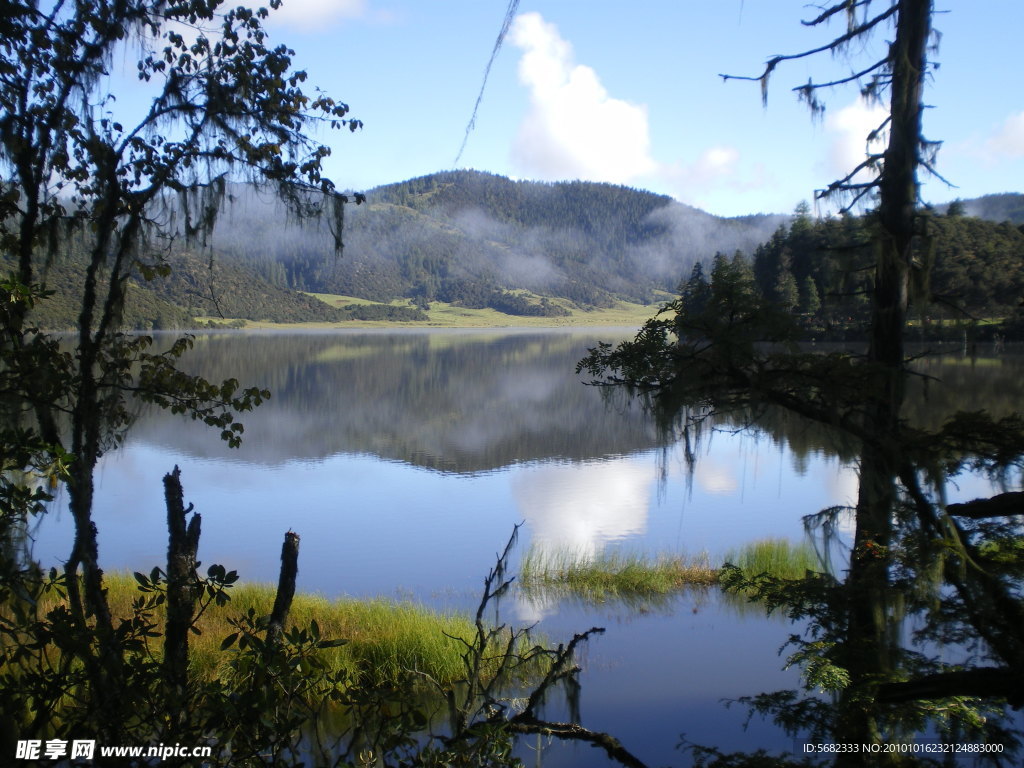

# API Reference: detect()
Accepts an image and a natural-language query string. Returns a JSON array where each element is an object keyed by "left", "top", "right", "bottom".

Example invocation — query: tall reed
[{"left": 722, "top": 538, "right": 823, "bottom": 580}]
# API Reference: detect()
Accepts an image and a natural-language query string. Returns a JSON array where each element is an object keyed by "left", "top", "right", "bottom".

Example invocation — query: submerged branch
[
  {"left": 507, "top": 718, "right": 650, "bottom": 768},
  {"left": 947, "top": 492, "right": 1024, "bottom": 520},
  {"left": 877, "top": 667, "right": 1024, "bottom": 707}
]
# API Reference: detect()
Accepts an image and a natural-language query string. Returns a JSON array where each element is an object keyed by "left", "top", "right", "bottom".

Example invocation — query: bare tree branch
[{"left": 719, "top": 3, "right": 899, "bottom": 104}]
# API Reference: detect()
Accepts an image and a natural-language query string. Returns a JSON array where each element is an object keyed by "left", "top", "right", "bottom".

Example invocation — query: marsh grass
[
  {"left": 722, "top": 538, "right": 823, "bottom": 581},
  {"left": 75, "top": 574, "right": 482, "bottom": 686},
  {"left": 518, "top": 539, "right": 826, "bottom": 606},
  {"left": 519, "top": 547, "right": 717, "bottom": 601}
]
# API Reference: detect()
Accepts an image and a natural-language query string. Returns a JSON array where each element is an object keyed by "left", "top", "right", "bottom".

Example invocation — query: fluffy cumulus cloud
[
  {"left": 984, "top": 111, "right": 1024, "bottom": 160},
  {"left": 508, "top": 12, "right": 657, "bottom": 185},
  {"left": 823, "top": 97, "right": 889, "bottom": 182},
  {"left": 506, "top": 12, "right": 770, "bottom": 209},
  {"left": 242, "top": 0, "right": 367, "bottom": 30}
]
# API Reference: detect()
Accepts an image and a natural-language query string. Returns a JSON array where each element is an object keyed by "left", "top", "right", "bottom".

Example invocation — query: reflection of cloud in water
[
  {"left": 825, "top": 462, "right": 859, "bottom": 508},
  {"left": 694, "top": 460, "right": 739, "bottom": 494},
  {"left": 514, "top": 591, "right": 555, "bottom": 624},
  {"left": 799, "top": 463, "right": 860, "bottom": 556},
  {"left": 514, "top": 458, "right": 654, "bottom": 559},
  {"left": 512, "top": 457, "right": 656, "bottom": 622}
]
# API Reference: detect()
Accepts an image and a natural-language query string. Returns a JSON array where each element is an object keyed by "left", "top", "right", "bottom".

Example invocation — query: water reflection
[
  {"left": 129, "top": 330, "right": 662, "bottom": 472},
  {"left": 32, "top": 332, "right": 1024, "bottom": 766},
  {"left": 514, "top": 459, "right": 653, "bottom": 558},
  {"left": 36, "top": 333, "right": 1013, "bottom": 597}
]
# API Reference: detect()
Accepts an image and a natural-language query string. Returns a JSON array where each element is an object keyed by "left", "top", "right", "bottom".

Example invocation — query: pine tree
[{"left": 801, "top": 274, "right": 822, "bottom": 317}]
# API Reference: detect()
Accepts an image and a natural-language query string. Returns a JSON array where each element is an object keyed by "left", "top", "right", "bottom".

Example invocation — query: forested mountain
[
  {"left": 25, "top": 249, "right": 352, "bottom": 330},
  {"left": 17, "top": 171, "right": 1024, "bottom": 330},
  {"left": 211, "top": 170, "right": 788, "bottom": 312}
]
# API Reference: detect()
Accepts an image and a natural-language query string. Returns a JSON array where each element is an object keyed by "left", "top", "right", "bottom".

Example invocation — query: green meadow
[{"left": 199, "top": 292, "right": 668, "bottom": 330}]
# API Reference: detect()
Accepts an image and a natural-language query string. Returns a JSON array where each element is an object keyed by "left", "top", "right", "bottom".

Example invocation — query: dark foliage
[{"left": 582, "top": 2, "right": 1024, "bottom": 765}]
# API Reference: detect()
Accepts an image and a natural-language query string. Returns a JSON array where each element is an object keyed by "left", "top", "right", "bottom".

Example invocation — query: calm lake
[{"left": 31, "top": 330, "right": 1021, "bottom": 766}]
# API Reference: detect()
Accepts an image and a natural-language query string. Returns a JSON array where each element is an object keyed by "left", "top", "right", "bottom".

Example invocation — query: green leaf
[{"left": 317, "top": 638, "right": 349, "bottom": 649}]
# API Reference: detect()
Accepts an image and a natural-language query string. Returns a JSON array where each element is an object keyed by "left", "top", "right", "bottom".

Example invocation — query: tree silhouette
[
  {"left": 0, "top": 0, "right": 360, "bottom": 737},
  {"left": 581, "top": 2, "right": 1024, "bottom": 763}
]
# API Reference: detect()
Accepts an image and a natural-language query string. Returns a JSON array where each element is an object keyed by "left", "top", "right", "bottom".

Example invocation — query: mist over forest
[
  {"left": 209, "top": 170, "right": 790, "bottom": 304},
  {"left": 21, "top": 169, "right": 1024, "bottom": 330}
]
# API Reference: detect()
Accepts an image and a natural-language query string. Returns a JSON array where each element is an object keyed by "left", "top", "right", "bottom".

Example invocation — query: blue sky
[{"left": 228, "top": 1, "right": 1023, "bottom": 217}]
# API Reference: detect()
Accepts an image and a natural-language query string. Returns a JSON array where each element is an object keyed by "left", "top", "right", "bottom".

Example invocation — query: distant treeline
[{"left": 694, "top": 201, "right": 1024, "bottom": 340}]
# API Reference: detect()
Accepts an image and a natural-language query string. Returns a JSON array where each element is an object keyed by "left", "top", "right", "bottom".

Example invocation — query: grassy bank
[
  {"left": 198, "top": 293, "right": 667, "bottom": 330},
  {"left": 77, "top": 575, "right": 482, "bottom": 686},
  {"left": 66, "top": 541, "right": 823, "bottom": 681}
]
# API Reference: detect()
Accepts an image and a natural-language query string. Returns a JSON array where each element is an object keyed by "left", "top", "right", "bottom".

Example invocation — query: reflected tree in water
[{"left": 581, "top": 1, "right": 1023, "bottom": 765}]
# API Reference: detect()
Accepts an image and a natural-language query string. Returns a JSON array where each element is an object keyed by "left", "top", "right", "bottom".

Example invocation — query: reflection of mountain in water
[
  {"left": 129, "top": 331, "right": 662, "bottom": 473},
  {"left": 128, "top": 334, "right": 1024, "bottom": 475},
  {"left": 656, "top": 344, "right": 1024, "bottom": 469}
]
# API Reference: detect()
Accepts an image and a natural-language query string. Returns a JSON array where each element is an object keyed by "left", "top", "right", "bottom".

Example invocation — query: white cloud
[
  {"left": 666, "top": 146, "right": 742, "bottom": 190},
  {"left": 157, "top": 0, "right": 369, "bottom": 50},
  {"left": 694, "top": 146, "right": 739, "bottom": 178},
  {"left": 506, "top": 12, "right": 777, "bottom": 207},
  {"left": 508, "top": 12, "right": 657, "bottom": 185},
  {"left": 243, "top": 0, "right": 368, "bottom": 30},
  {"left": 654, "top": 146, "right": 775, "bottom": 211},
  {"left": 984, "top": 111, "right": 1024, "bottom": 160},
  {"left": 823, "top": 97, "right": 888, "bottom": 182}
]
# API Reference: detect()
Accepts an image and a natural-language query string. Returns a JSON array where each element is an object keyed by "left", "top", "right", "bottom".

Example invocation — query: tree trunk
[
  {"left": 164, "top": 467, "right": 201, "bottom": 728},
  {"left": 835, "top": 3, "right": 932, "bottom": 764},
  {"left": 266, "top": 531, "right": 300, "bottom": 652},
  {"left": 870, "top": 0, "right": 931, "bottom": 376}
]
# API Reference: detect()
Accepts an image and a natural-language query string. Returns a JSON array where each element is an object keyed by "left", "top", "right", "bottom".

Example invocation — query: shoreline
[{"left": 194, "top": 293, "right": 665, "bottom": 331}]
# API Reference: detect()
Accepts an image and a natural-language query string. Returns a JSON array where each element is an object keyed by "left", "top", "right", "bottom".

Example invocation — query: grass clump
[
  {"left": 519, "top": 547, "right": 717, "bottom": 601},
  {"left": 518, "top": 538, "right": 825, "bottom": 606},
  {"left": 94, "top": 574, "right": 479, "bottom": 687},
  {"left": 722, "top": 538, "right": 822, "bottom": 580}
]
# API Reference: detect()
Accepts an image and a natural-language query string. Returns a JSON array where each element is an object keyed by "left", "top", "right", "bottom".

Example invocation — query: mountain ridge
[{"left": 19, "top": 169, "right": 1024, "bottom": 329}]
